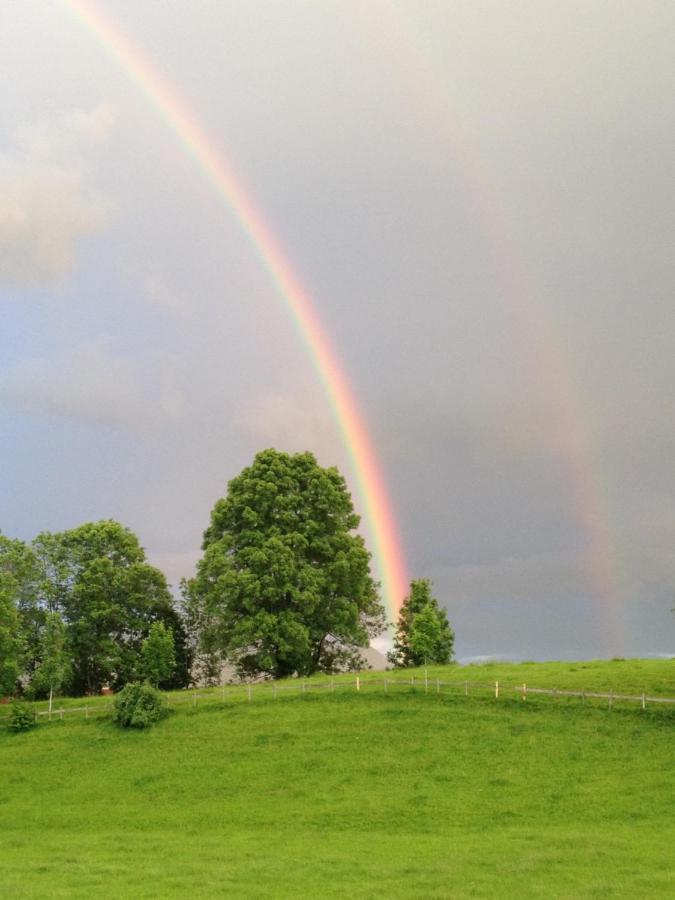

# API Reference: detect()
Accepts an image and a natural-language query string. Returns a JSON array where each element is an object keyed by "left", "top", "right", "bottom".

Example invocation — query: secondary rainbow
[
  {"left": 365, "top": 1, "right": 626, "bottom": 651},
  {"left": 61, "top": 0, "right": 409, "bottom": 619}
]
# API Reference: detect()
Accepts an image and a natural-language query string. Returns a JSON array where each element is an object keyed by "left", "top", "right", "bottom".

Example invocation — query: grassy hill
[{"left": 1, "top": 659, "right": 673, "bottom": 899}]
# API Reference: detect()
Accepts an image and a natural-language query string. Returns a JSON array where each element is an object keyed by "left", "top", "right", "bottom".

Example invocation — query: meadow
[{"left": 1, "top": 659, "right": 673, "bottom": 899}]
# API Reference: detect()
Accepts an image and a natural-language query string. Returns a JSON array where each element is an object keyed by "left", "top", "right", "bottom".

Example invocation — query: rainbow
[
  {"left": 364, "top": 2, "right": 626, "bottom": 652},
  {"left": 61, "top": 0, "right": 409, "bottom": 619}
]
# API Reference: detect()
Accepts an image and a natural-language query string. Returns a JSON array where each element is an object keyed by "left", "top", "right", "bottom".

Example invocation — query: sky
[{"left": 1, "top": 0, "right": 674, "bottom": 662}]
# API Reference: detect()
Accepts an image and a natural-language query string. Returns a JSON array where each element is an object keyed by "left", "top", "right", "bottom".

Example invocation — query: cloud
[
  {"left": 0, "top": 106, "right": 113, "bottom": 285},
  {"left": 0, "top": 342, "right": 184, "bottom": 430},
  {"left": 236, "top": 388, "right": 344, "bottom": 469}
]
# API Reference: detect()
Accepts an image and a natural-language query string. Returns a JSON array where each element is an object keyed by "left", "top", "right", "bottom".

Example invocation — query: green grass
[{"left": 1, "top": 660, "right": 673, "bottom": 898}]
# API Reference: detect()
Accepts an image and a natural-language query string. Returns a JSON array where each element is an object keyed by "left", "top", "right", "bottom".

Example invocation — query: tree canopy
[
  {"left": 388, "top": 579, "right": 454, "bottom": 668},
  {"left": 0, "top": 522, "right": 190, "bottom": 697},
  {"left": 183, "top": 449, "right": 385, "bottom": 679},
  {"left": 0, "top": 533, "right": 31, "bottom": 696}
]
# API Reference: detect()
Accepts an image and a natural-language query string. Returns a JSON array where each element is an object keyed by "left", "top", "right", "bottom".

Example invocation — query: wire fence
[{"left": 1, "top": 673, "right": 673, "bottom": 728}]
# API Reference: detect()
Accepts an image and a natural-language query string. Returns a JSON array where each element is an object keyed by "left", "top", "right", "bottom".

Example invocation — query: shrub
[
  {"left": 9, "top": 701, "right": 36, "bottom": 733},
  {"left": 112, "top": 682, "right": 168, "bottom": 729}
]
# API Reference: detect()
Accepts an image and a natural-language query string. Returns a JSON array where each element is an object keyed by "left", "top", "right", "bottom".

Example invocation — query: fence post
[
  {"left": 642, "top": 693, "right": 646, "bottom": 710},
  {"left": 85, "top": 705, "right": 89, "bottom": 719},
  {"left": 495, "top": 681, "right": 499, "bottom": 699},
  {"left": 59, "top": 708, "right": 64, "bottom": 720},
  {"left": 193, "top": 689, "right": 197, "bottom": 708},
  {"left": 356, "top": 676, "right": 360, "bottom": 692},
  {"left": 521, "top": 683, "right": 527, "bottom": 702},
  {"left": 582, "top": 690, "right": 585, "bottom": 706},
  {"left": 608, "top": 690, "right": 613, "bottom": 711},
  {"left": 411, "top": 676, "right": 415, "bottom": 690},
  {"left": 436, "top": 679, "right": 440, "bottom": 694}
]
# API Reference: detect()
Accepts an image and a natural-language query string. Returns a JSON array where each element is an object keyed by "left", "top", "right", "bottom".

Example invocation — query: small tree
[
  {"left": 31, "top": 611, "right": 71, "bottom": 717},
  {"left": 141, "top": 622, "right": 176, "bottom": 688},
  {"left": 9, "top": 701, "right": 36, "bottom": 733},
  {"left": 112, "top": 682, "right": 168, "bottom": 729},
  {"left": 388, "top": 579, "right": 454, "bottom": 668}
]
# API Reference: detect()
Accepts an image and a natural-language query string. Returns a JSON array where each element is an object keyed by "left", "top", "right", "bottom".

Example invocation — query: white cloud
[{"left": 0, "top": 106, "right": 113, "bottom": 284}]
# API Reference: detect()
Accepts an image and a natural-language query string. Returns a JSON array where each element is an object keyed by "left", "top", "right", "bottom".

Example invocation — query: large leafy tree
[
  {"left": 184, "top": 449, "right": 385, "bottom": 679},
  {"left": 388, "top": 579, "right": 454, "bottom": 668},
  {"left": 0, "top": 533, "right": 42, "bottom": 688},
  {"left": 34, "top": 521, "right": 190, "bottom": 694}
]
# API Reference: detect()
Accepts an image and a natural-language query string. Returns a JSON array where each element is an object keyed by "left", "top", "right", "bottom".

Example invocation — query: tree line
[{"left": 1, "top": 449, "right": 454, "bottom": 699}]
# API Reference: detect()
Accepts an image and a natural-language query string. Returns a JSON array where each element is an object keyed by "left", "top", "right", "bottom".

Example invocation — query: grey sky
[{"left": 1, "top": 1, "right": 674, "bottom": 660}]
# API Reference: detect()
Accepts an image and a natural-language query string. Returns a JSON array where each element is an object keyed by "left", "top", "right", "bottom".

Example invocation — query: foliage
[
  {"left": 112, "top": 681, "right": 168, "bottom": 729},
  {"left": 141, "top": 622, "right": 176, "bottom": 688},
  {"left": 33, "top": 521, "right": 190, "bottom": 694},
  {"left": 8, "top": 700, "right": 36, "bottom": 733},
  {"left": 30, "top": 611, "right": 70, "bottom": 702},
  {"left": 0, "top": 533, "right": 29, "bottom": 696},
  {"left": 184, "top": 449, "right": 385, "bottom": 679},
  {"left": 388, "top": 579, "right": 454, "bottom": 668}
]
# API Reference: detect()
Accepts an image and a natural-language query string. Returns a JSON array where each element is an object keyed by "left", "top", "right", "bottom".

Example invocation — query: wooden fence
[{"left": 1, "top": 674, "right": 673, "bottom": 727}]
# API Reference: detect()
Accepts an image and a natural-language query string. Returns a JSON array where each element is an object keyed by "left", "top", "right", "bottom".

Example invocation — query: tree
[
  {"left": 141, "top": 622, "right": 176, "bottom": 687},
  {"left": 31, "top": 611, "right": 70, "bottom": 716},
  {"left": 184, "top": 449, "right": 385, "bottom": 679},
  {"left": 112, "top": 682, "right": 168, "bottom": 729},
  {"left": 0, "top": 582, "right": 23, "bottom": 697},
  {"left": 33, "top": 520, "right": 188, "bottom": 694},
  {"left": 0, "top": 533, "right": 29, "bottom": 696},
  {"left": 388, "top": 579, "right": 454, "bottom": 668}
]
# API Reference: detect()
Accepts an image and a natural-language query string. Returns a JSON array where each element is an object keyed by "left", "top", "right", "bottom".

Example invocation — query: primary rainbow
[{"left": 61, "top": 0, "right": 409, "bottom": 619}]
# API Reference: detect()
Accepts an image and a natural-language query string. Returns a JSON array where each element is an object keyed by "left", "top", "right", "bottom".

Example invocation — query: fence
[{"left": 1, "top": 674, "right": 673, "bottom": 728}]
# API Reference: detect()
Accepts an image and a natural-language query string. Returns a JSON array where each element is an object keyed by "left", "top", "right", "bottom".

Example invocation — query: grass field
[{"left": 1, "top": 659, "right": 673, "bottom": 898}]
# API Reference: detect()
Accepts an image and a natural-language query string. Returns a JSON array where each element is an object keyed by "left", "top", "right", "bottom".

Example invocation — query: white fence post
[
  {"left": 356, "top": 675, "right": 360, "bottom": 692},
  {"left": 642, "top": 693, "right": 646, "bottom": 710},
  {"left": 495, "top": 681, "right": 499, "bottom": 699},
  {"left": 521, "top": 683, "right": 527, "bottom": 701}
]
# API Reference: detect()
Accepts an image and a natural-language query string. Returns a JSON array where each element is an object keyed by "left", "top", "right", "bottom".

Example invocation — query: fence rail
[{"left": 1, "top": 674, "right": 673, "bottom": 727}]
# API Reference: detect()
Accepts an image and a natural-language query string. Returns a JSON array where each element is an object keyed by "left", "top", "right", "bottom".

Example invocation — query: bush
[
  {"left": 9, "top": 701, "right": 36, "bottom": 733},
  {"left": 112, "top": 682, "right": 169, "bottom": 729}
]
